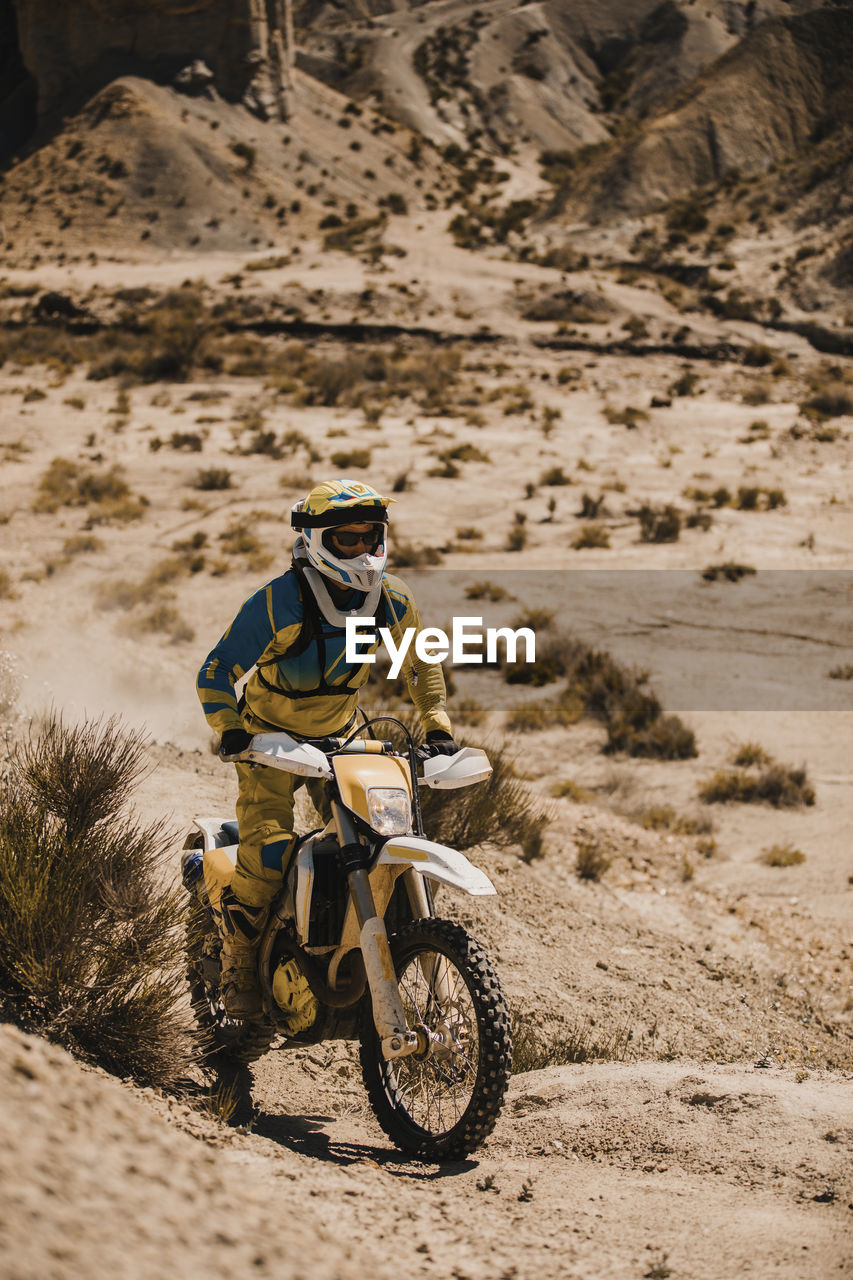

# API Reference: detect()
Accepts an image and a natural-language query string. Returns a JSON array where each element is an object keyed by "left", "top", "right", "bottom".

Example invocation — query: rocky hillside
[
  {"left": 564, "top": 0, "right": 853, "bottom": 218},
  {"left": 293, "top": 0, "right": 829, "bottom": 155}
]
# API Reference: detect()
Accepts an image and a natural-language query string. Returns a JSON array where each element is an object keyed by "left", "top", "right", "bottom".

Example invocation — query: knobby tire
[{"left": 359, "top": 918, "right": 512, "bottom": 1161}]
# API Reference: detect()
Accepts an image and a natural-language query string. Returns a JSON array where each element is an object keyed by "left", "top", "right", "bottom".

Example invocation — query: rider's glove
[
  {"left": 219, "top": 727, "right": 254, "bottom": 761},
  {"left": 416, "top": 730, "right": 461, "bottom": 762}
]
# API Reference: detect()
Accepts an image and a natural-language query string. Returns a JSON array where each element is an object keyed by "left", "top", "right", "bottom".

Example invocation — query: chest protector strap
[{"left": 254, "top": 562, "right": 390, "bottom": 700}]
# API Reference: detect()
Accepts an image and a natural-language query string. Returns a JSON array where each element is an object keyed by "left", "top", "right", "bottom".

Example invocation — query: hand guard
[
  {"left": 415, "top": 730, "right": 461, "bottom": 762},
  {"left": 219, "top": 727, "right": 254, "bottom": 762}
]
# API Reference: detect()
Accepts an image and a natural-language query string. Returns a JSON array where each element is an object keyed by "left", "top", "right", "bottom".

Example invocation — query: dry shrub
[
  {"left": 506, "top": 632, "right": 584, "bottom": 688},
  {"left": 33, "top": 458, "right": 145, "bottom": 522},
  {"left": 465, "top": 580, "right": 508, "bottom": 602},
  {"left": 511, "top": 1009, "right": 632, "bottom": 1072},
  {"left": 0, "top": 714, "right": 195, "bottom": 1085},
  {"left": 551, "top": 778, "right": 591, "bottom": 802},
  {"left": 138, "top": 605, "right": 195, "bottom": 645},
  {"left": 700, "top": 763, "right": 815, "bottom": 807},
  {"left": 761, "top": 844, "right": 806, "bottom": 867},
  {"left": 639, "top": 504, "right": 681, "bottom": 542},
  {"left": 573, "top": 524, "right": 610, "bottom": 550},
  {"left": 506, "top": 692, "right": 584, "bottom": 732},
  {"left": 503, "top": 632, "right": 696, "bottom": 758},
  {"left": 801, "top": 384, "right": 853, "bottom": 420},
  {"left": 733, "top": 741, "right": 772, "bottom": 767},
  {"left": 391, "top": 541, "right": 443, "bottom": 568},
  {"left": 330, "top": 448, "right": 372, "bottom": 469},
  {"left": 701, "top": 562, "right": 756, "bottom": 583},
  {"left": 418, "top": 737, "right": 549, "bottom": 858},
  {"left": 604, "top": 405, "right": 649, "bottom": 427},
  {"left": 575, "top": 836, "right": 611, "bottom": 881},
  {"left": 195, "top": 468, "right": 233, "bottom": 491},
  {"left": 62, "top": 534, "right": 103, "bottom": 556},
  {"left": 170, "top": 431, "right": 204, "bottom": 452}
]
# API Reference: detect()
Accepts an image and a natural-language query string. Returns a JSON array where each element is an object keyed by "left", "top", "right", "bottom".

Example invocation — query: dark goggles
[{"left": 324, "top": 524, "right": 385, "bottom": 553}]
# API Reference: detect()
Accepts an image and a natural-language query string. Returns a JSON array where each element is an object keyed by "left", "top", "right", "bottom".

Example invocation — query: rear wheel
[
  {"left": 359, "top": 918, "right": 511, "bottom": 1161},
  {"left": 185, "top": 902, "right": 274, "bottom": 1065}
]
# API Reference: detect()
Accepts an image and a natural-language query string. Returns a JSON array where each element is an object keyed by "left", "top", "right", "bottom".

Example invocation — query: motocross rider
[{"left": 196, "top": 477, "right": 459, "bottom": 1019}]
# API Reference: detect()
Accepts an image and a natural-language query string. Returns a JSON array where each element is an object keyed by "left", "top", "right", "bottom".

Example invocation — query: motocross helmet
[{"left": 291, "top": 478, "right": 393, "bottom": 592}]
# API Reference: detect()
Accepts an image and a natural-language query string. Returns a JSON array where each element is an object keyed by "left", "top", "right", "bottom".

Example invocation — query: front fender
[{"left": 376, "top": 836, "right": 496, "bottom": 897}]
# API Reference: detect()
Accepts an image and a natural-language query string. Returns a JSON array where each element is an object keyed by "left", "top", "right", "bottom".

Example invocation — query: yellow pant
[{"left": 231, "top": 714, "right": 332, "bottom": 907}]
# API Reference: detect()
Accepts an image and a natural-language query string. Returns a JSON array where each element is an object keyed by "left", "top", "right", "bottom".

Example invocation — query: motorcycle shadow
[{"left": 205, "top": 1058, "right": 476, "bottom": 1175}]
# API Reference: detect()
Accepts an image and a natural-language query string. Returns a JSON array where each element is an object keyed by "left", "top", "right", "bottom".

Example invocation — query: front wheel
[{"left": 359, "top": 918, "right": 512, "bottom": 1161}]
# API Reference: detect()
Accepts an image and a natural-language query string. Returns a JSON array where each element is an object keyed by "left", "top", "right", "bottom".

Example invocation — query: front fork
[{"left": 333, "top": 802, "right": 430, "bottom": 1062}]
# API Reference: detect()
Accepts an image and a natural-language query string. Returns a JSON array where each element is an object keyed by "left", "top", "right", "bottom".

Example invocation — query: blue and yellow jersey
[{"left": 197, "top": 570, "right": 451, "bottom": 740}]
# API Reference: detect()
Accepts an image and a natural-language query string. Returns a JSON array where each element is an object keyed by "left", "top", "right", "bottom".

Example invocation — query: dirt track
[{"left": 2, "top": 1023, "right": 851, "bottom": 1280}]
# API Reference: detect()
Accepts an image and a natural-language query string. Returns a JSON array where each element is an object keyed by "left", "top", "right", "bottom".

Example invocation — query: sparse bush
[
  {"left": 575, "top": 837, "right": 611, "bottom": 881},
  {"left": 760, "top": 844, "right": 806, "bottom": 867},
  {"left": 604, "top": 405, "right": 649, "bottom": 428},
  {"left": 330, "top": 448, "right": 372, "bottom": 470},
  {"left": 418, "top": 737, "right": 548, "bottom": 855},
  {"left": 700, "top": 763, "right": 815, "bottom": 807},
  {"left": 454, "top": 698, "right": 485, "bottom": 726},
  {"left": 701, "top": 563, "right": 756, "bottom": 583},
  {"left": 735, "top": 486, "right": 786, "bottom": 511},
  {"left": 323, "top": 215, "right": 386, "bottom": 254},
  {"left": 828, "top": 664, "right": 853, "bottom": 680},
  {"left": 0, "top": 714, "right": 195, "bottom": 1085},
  {"left": 670, "top": 370, "right": 701, "bottom": 397},
  {"left": 138, "top": 605, "right": 194, "bottom": 645},
  {"left": 511, "top": 1008, "right": 632, "bottom": 1072},
  {"left": 170, "top": 431, "right": 204, "bottom": 452},
  {"left": 230, "top": 141, "right": 256, "bottom": 170},
  {"left": 801, "top": 384, "right": 853, "bottom": 420},
  {"left": 733, "top": 741, "right": 772, "bottom": 767},
  {"left": 391, "top": 541, "right": 443, "bottom": 568},
  {"left": 62, "top": 534, "right": 103, "bottom": 556},
  {"left": 551, "top": 778, "right": 591, "bottom": 802},
  {"left": 541, "top": 466, "right": 570, "bottom": 486},
  {"left": 218, "top": 520, "right": 262, "bottom": 558},
  {"left": 639, "top": 504, "right": 681, "bottom": 543},
  {"left": 194, "top": 468, "right": 233, "bottom": 491},
  {"left": 503, "top": 633, "right": 696, "bottom": 759},
  {"left": 33, "top": 459, "right": 146, "bottom": 523},
  {"left": 572, "top": 524, "right": 611, "bottom": 550},
  {"left": 506, "top": 514, "right": 528, "bottom": 552},
  {"left": 743, "top": 344, "right": 773, "bottom": 368},
  {"left": 465, "top": 580, "right": 507, "bottom": 602},
  {"left": 506, "top": 692, "right": 584, "bottom": 732},
  {"left": 577, "top": 492, "right": 604, "bottom": 519}
]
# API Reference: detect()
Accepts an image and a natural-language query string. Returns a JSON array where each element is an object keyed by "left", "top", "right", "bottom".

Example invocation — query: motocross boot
[{"left": 218, "top": 887, "right": 269, "bottom": 1020}]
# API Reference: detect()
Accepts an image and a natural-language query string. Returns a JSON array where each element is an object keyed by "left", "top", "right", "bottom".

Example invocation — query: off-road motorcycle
[{"left": 181, "top": 717, "right": 512, "bottom": 1160}]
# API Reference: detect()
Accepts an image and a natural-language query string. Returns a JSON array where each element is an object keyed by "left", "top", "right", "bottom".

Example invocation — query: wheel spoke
[{"left": 389, "top": 943, "right": 480, "bottom": 1134}]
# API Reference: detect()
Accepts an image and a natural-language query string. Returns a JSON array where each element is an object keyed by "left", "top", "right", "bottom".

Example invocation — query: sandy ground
[
  {"left": 2, "top": 1023, "right": 851, "bottom": 1280},
  {"left": 1, "top": 188, "right": 852, "bottom": 1277}
]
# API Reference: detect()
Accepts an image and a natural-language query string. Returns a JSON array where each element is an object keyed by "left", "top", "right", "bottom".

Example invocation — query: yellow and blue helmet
[{"left": 291, "top": 478, "right": 393, "bottom": 591}]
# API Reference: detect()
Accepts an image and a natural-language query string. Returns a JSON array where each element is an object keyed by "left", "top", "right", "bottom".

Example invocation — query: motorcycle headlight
[{"left": 367, "top": 787, "right": 412, "bottom": 836}]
